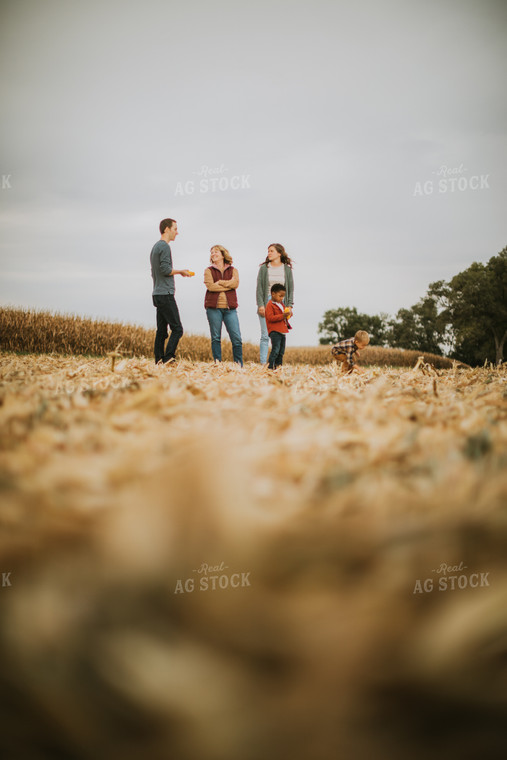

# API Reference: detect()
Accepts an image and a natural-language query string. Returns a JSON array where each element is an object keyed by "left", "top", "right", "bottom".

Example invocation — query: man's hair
[
  {"left": 355, "top": 330, "right": 370, "bottom": 345},
  {"left": 159, "top": 218, "right": 176, "bottom": 235},
  {"left": 210, "top": 245, "right": 233, "bottom": 265},
  {"left": 271, "top": 283, "right": 286, "bottom": 295}
]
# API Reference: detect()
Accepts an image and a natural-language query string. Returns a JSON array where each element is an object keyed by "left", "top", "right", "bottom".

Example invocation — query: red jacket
[{"left": 265, "top": 300, "right": 291, "bottom": 334}]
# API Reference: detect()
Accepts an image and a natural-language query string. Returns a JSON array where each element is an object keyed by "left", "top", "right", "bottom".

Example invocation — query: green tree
[
  {"left": 431, "top": 248, "right": 507, "bottom": 365},
  {"left": 318, "top": 307, "right": 389, "bottom": 346},
  {"left": 318, "top": 248, "right": 507, "bottom": 364},
  {"left": 388, "top": 294, "right": 446, "bottom": 355}
]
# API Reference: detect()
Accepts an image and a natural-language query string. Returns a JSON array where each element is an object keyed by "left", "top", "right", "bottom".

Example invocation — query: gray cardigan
[{"left": 256, "top": 263, "right": 294, "bottom": 308}]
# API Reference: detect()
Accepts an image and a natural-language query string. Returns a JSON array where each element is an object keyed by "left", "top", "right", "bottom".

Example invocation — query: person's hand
[
  {"left": 258, "top": 306, "right": 266, "bottom": 317},
  {"left": 181, "top": 269, "right": 193, "bottom": 277}
]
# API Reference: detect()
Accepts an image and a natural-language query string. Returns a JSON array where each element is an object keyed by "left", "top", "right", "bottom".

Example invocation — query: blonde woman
[{"left": 204, "top": 245, "right": 243, "bottom": 366}]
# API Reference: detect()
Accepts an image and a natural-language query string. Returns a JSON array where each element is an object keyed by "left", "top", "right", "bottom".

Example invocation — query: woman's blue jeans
[
  {"left": 259, "top": 315, "right": 269, "bottom": 364},
  {"left": 206, "top": 308, "right": 243, "bottom": 366}
]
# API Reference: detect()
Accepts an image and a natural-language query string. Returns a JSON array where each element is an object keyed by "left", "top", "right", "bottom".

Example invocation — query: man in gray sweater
[{"left": 150, "top": 218, "right": 192, "bottom": 364}]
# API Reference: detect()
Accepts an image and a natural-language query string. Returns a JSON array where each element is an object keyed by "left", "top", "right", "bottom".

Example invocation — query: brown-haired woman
[
  {"left": 256, "top": 244, "right": 294, "bottom": 364},
  {"left": 204, "top": 245, "right": 243, "bottom": 366}
]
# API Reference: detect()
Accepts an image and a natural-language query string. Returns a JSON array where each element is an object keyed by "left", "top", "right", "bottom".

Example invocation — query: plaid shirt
[{"left": 331, "top": 338, "right": 359, "bottom": 367}]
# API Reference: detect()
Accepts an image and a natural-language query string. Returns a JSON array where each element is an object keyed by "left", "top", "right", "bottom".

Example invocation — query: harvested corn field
[
  {"left": 1, "top": 353, "right": 507, "bottom": 760},
  {"left": 0, "top": 306, "right": 455, "bottom": 367}
]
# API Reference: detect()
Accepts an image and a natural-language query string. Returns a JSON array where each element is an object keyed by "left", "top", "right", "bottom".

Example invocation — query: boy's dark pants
[
  {"left": 268, "top": 331, "right": 286, "bottom": 369},
  {"left": 152, "top": 294, "right": 184, "bottom": 363}
]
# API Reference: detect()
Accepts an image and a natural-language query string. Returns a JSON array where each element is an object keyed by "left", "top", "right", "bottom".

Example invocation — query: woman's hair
[
  {"left": 210, "top": 245, "right": 233, "bottom": 265},
  {"left": 263, "top": 243, "right": 293, "bottom": 267}
]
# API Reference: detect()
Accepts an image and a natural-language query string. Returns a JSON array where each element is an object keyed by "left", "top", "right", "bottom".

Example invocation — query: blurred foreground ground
[{"left": 0, "top": 354, "right": 506, "bottom": 759}]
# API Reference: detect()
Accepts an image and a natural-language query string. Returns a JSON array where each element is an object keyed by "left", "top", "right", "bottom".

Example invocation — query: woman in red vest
[{"left": 204, "top": 245, "right": 243, "bottom": 366}]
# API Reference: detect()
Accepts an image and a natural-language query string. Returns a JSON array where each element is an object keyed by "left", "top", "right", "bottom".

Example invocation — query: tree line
[{"left": 318, "top": 247, "right": 507, "bottom": 365}]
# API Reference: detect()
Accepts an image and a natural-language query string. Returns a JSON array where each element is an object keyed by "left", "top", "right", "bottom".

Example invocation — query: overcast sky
[{"left": 1, "top": 0, "right": 506, "bottom": 346}]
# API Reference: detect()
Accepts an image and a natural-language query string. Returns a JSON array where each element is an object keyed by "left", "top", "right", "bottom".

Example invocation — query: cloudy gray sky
[{"left": 1, "top": 0, "right": 506, "bottom": 346}]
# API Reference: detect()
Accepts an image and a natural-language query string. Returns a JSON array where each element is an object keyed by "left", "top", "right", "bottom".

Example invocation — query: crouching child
[{"left": 331, "top": 330, "right": 370, "bottom": 373}]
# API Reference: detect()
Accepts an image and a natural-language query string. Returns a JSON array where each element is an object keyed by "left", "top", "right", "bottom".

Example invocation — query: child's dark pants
[{"left": 268, "top": 331, "right": 286, "bottom": 369}]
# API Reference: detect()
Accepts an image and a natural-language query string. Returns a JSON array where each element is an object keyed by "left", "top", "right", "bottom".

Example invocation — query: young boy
[
  {"left": 265, "top": 283, "right": 292, "bottom": 370},
  {"left": 331, "top": 330, "right": 370, "bottom": 373}
]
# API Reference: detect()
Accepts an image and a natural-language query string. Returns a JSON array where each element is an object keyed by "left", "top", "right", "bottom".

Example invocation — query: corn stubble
[{"left": 0, "top": 349, "right": 506, "bottom": 760}]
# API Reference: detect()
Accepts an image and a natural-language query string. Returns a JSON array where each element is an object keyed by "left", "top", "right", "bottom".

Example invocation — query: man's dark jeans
[
  {"left": 268, "top": 331, "right": 286, "bottom": 369},
  {"left": 152, "top": 293, "right": 183, "bottom": 363}
]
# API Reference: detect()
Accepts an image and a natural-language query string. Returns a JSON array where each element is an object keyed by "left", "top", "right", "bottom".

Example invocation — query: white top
[{"left": 267, "top": 264, "right": 286, "bottom": 288}]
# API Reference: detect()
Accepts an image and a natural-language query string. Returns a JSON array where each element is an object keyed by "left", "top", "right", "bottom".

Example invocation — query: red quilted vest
[{"left": 204, "top": 265, "right": 238, "bottom": 309}]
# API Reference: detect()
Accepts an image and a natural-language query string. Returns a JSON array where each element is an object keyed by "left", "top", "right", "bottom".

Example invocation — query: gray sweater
[
  {"left": 150, "top": 240, "right": 175, "bottom": 295},
  {"left": 256, "top": 263, "right": 294, "bottom": 307}
]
